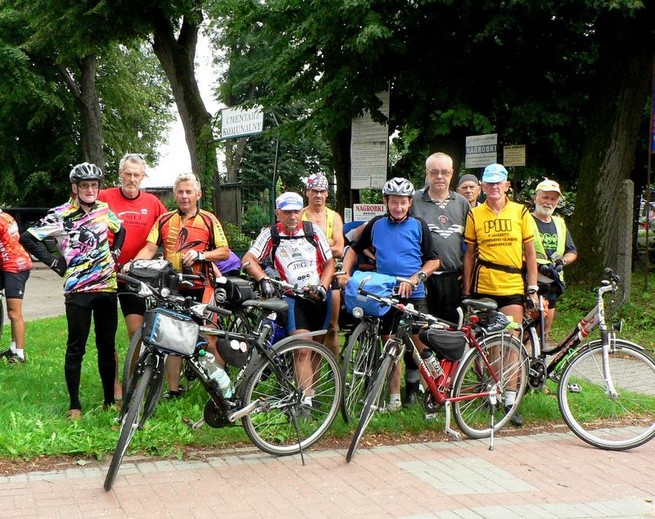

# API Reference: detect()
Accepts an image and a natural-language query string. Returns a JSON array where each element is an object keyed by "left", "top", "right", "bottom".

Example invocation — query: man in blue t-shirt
[{"left": 339, "top": 178, "right": 440, "bottom": 410}]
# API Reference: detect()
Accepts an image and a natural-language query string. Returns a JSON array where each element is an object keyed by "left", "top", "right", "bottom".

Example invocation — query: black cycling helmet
[
  {"left": 382, "top": 177, "right": 414, "bottom": 197},
  {"left": 69, "top": 162, "right": 103, "bottom": 184}
]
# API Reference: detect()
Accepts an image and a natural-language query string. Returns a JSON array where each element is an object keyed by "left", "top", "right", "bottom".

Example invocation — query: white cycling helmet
[
  {"left": 382, "top": 177, "right": 414, "bottom": 197},
  {"left": 69, "top": 162, "right": 104, "bottom": 184}
]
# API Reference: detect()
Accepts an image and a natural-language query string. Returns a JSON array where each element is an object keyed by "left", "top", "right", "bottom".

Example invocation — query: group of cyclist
[{"left": 1, "top": 151, "right": 576, "bottom": 428}]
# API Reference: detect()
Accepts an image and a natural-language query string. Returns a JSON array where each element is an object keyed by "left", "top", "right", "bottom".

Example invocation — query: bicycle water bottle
[
  {"left": 420, "top": 349, "right": 444, "bottom": 380},
  {"left": 198, "top": 350, "right": 234, "bottom": 398}
]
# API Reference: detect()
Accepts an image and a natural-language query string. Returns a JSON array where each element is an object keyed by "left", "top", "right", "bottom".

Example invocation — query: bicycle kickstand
[
  {"left": 488, "top": 393, "right": 497, "bottom": 452},
  {"left": 443, "top": 401, "right": 462, "bottom": 441}
]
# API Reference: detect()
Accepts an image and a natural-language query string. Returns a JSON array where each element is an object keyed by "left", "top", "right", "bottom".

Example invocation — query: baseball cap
[
  {"left": 457, "top": 174, "right": 479, "bottom": 187},
  {"left": 535, "top": 178, "right": 562, "bottom": 196},
  {"left": 481, "top": 163, "right": 508, "bottom": 183},
  {"left": 275, "top": 192, "right": 304, "bottom": 211},
  {"left": 306, "top": 173, "right": 329, "bottom": 191}
]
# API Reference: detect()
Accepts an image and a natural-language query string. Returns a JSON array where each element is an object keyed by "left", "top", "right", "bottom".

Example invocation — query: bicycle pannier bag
[
  {"left": 127, "top": 259, "right": 178, "bottom": 292},
  {"left": 216, "top": 336, "right": 254, "bottom": 368},
  {"left": 142, "top": 308, "right": 199, "bottom": 355},
  {"left": 418, "top": 328, "right": 467, "bottom": 361},
  {"left": 215, "top": 276, "right": 255, "bottom": 306},
  {"left": 344, "top": 270, "right": 397, "bottom": 317}
]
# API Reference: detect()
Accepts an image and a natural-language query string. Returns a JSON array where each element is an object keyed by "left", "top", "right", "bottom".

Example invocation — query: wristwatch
[{"left": 417, "top": 271, "right": 428, "bottom": 283}]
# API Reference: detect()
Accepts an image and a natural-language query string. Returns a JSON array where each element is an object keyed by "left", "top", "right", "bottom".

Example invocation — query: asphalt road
[{"left": 19, "top": 264, "right": 66, "bottom": 322}]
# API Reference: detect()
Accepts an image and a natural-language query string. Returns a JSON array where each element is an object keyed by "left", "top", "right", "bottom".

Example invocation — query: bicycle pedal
[
  {"left": 567, "top": 383, "right": 582, "bottom": 393},
  {"left": 424, "top": 412, "right": 438, "bottom": 421}
]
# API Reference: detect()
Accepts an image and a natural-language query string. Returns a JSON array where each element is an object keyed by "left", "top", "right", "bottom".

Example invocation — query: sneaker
[
  {"left": 163, "top": 389, "right": 185, "bottom": 400},
  {"left": 385, "top": 400, "right": 402, "bottom": 412},
  {"left": 403, "top": 391, "right": 418, "bottom": 407},
  {"left": 0, "top": 348, "right": 12, "bottom": 360},
  {"left": 7, "top": 353, "right": 25, "bottom": 364},
  {"left": 505, "top": 405, "right": 523, "bottom": 427}
]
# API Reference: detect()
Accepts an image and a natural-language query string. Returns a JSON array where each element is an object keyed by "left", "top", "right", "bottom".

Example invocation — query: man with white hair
[{"left": 531, "top": 178, "right": 577, "bottom": 347}]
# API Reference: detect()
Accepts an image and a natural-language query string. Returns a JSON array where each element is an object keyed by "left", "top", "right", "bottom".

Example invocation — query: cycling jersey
[
  {"left": 24, "top": 199, "right": 121, "bottom": 294},
  {"left": 350, "top": 214, "right": 437, "bottom": 298},
  {"left": 410, "top": 188, "right": 469, "bottom": 273},
  {"left": 464, "top": 198, "right": 534, "bottom": 296},
  {"left": 98, "top": 187, "right": 167, "bottom": 267},
  {"left": 247, "top": 222, "right": 332, "bottom": 288},
  {"left": 146, "top": 209, "right": 228, "bottom": 288},
  {"left": 0, "top": 210, "right": 32, "bottom": 273}
]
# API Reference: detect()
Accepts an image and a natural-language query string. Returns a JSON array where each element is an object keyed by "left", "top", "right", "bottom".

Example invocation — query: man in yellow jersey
[
  {"left": 462, "top": 163, "right": 538, "bottom": 426},
  {"left": 301, "top": 173, "right": 344, "bottom": 357}
]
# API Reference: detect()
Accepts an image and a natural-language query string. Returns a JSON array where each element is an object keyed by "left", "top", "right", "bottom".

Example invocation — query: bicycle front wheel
[
  {"left": 241, "top": 340, "right": 341, "bottom": 456},
  {"left": 558, "top": 340, "right": 655, "bottom": 450},
  {"left": 453, "top": 333, "right": 527, "bottom": 438},
  {"left": 104, "top": 357, "right": 155, "bottom": 491},
  {"left": 346, "top": 355, "right": 393, "bottom": 463},
  {"left": 340, "top": 320, "right": 381, "bottom": 424}
]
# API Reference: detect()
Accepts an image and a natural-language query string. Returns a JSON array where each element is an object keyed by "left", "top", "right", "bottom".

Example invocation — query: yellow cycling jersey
[{"left": 464, "top": 198, "right": 534, "bottom": 296}]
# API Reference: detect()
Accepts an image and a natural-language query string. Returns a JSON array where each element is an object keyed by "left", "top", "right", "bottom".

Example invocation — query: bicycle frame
[
  {"left": 523, "top": 270, "right": 621, "bottom": 388},
  {"left": 362, "top": 295, "right": 513, "bottom": 449}
]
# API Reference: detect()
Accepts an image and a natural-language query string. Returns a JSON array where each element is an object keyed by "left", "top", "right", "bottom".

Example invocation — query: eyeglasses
[{"left": 429, "top": 169, "right": 452, "bottom": 177}]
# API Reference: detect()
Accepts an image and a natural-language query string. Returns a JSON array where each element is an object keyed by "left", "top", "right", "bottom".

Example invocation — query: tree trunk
[
  {"left": 151, "top": 10, "right": 217, "bottom": 210},
  {"left": 59, "top": 55, "right": 105, "bottom": 169},
  {"left": 330, "top": 126, "right": 352, "bottom": 215},
  {"left": 569, "top": 9, "right": 652, "bottom": 282}
]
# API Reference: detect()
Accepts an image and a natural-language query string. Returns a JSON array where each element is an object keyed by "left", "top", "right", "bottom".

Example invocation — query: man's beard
[{"left": 534, "top": 204, "right": 554, "bottom": 218}]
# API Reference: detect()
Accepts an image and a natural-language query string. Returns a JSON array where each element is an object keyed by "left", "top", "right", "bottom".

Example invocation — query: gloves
[
  {"left": 259, "top": 277, "right": 276, "bottom": 299},
  {"left": 307, "top": 284, "right": 328, "bottom": 302},
  {"left": 50, "top": 256, "right": 67, "bottom": 277},
  {"left": 111, "top": 248, "right": 121, "bottom": 264}
]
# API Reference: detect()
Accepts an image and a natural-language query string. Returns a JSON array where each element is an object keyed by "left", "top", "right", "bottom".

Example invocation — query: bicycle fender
[{"left": 582, "top": 338, "right": 645, "bottom": 352}]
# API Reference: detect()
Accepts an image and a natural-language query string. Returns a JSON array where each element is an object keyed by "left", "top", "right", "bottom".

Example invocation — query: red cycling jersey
[{"left": 0, "top": 210, "right": 32, "bottom": 273}]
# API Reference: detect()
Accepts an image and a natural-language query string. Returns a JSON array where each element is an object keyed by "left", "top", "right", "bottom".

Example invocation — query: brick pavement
[{"left": 1, "top": 429, "right": 654, "bottom": 518}]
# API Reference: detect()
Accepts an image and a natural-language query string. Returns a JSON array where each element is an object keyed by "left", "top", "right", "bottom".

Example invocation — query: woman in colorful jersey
[
  {"left": 301, "top": 173, "right": 344, "bottom": 357},
  {"left": 20, "top": 163, "right": 125, "bottom": 420},
  {"left": 0, "top": 209, "right": 32, "bottom": 364}
]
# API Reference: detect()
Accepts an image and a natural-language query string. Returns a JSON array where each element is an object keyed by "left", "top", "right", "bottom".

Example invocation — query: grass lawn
[{"left": 0, "top": 270, "right": 653, "bottom": 463}]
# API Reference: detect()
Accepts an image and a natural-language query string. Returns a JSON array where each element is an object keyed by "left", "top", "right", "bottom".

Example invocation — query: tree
[
  {"left": 570, "top": 5, "right": 653, "bottom": 278},
  {"left": 0, "top": 1, "right": 174, "bottom": 206}
]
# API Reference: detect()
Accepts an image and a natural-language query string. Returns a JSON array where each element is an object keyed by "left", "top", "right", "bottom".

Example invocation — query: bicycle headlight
[{"left": 353, "top": 307, "right": 364, "bottom": 319}]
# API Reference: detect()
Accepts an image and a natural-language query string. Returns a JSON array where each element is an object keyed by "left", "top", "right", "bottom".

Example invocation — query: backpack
[{"left": 269, "top": 220, "right": 316, "bottom": 260}]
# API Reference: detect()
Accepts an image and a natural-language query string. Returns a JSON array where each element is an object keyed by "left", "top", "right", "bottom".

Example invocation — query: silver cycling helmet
[
  {"left": 382, "top": 177, "right": 414, "bottom": 197},
  {"left": 69, "top": 162, "right": 103, "bottom": 184}
]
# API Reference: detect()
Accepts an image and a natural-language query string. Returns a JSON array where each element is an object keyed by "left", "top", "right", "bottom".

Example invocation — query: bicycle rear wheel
[
  {"left": 104, "top": 356, "right": 155, "bottom": 491},
  {"left": 453, "top": 333, "right": 527, "bottom": 438},
  {"left": 340, "top": 320, "right": 381, "bottom": 424},
  {"left": 558, "top": 340, "right": 655, "bottom": 450},
  {"left": 241, "top": 340, "right": 341, "bottom": 456},
  {"left": 346, "top": 355, "right": 393, "bottom": 462}
]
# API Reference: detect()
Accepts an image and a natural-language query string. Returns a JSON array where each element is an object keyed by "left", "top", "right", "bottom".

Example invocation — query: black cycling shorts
[
  {"left": 0, "top": 270, "right": 30, "bottom": 299},
  {"left": 285, "top": 293, "right": 331, "bottom": 334}
]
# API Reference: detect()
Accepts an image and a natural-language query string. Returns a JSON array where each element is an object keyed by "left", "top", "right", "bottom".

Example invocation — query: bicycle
[
  {"left": 105, "top": 272, "right": 342, "bottom": 490},
  {"left": 340, "top": 314, "right": 382, "bottom": 424},
  {"left": 520, "top": 267, "right": 655, "bottom": 450},
  {"left": 345, "top": 275, "right": 527, "bottom": 462}
]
